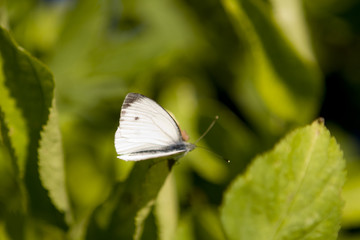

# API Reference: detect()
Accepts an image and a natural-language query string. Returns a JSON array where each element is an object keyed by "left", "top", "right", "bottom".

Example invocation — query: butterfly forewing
[{"left": 115, "top": 93, "right": 188, "bottom": 161}]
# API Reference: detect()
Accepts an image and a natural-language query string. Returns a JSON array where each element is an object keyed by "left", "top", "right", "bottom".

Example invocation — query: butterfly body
[{"left": 115, "top": 93, "right": 195, "bottom": 161}]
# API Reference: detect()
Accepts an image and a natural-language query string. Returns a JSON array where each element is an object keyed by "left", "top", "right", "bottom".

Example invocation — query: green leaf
[
  {"left": 0, "top": 70, "right": 28, "bottom": 218},
  {"left": 222, "top": 0, "right": 323, "bottom": 135},
  {"left": 86, "top": 159, "right": 173, "bottom": 240},
  {"left": 342, "top": 162, "right": 360, "bottom": 227},
  {"left": 269, "top": 0, "right": 315, "bottom": 62},
  {"left": 0, "top": 107, "right": 27, "bottom": 240},
  {"left": 0, "top": 106, "right": 27, "bottom": 204},
  {"left": 38, "top": 100, "right": 71, "bottom": 222},
  {"left": 174, "top": 213, "right": 195, "bottom": 240},
  {"left": 221, "top": 120, "right": 346, "bottom": 240},
  {"left": 0, "top": 37, "right": 29, "bottom": 179},
  {"left": 0, "top": 26, "right": 53, "bottom": 138},
  {"left": 155, "top": 173, "right": 178, "bottom": 240},
  {"left": 0, "top": 26, "right": 66, "bottom": 228}
]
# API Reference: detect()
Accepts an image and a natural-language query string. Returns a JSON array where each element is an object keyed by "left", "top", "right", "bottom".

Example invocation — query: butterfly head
[{"left": 185, "top": 142, "right": 196, "bottom": 152}]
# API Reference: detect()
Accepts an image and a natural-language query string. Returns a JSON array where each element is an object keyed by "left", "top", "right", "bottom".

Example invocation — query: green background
[{"left": 0, "top": 0, "right": 359, "bottom": 239}]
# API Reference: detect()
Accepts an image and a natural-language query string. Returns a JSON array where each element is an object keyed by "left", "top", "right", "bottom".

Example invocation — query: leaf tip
[{"left": 315, "top": 117, "right": 325, "bottom": 125}]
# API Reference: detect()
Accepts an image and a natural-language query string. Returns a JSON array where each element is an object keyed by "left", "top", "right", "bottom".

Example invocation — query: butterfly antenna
[
  {"left": 194, "top": 115, "right": 219, "bottom": 145},
  {"left": 197, "top": 145, "right": 230, "bottom": 163}
]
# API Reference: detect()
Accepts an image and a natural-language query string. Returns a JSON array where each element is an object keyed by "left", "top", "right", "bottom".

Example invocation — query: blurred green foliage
[{"left": 0, "top": 0, "right": 359, "bottom": 239}]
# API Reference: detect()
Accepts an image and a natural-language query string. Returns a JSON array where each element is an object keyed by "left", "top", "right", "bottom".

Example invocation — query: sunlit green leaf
[
  {"left": 221, "top": 120, "right": 346, "bottom": 240},
  {"left": 0, "top": 107, "right": 27, "bottom": 216},
  {"left": 270, "top": 0, "right": 315, "bottom": 62},
  {"left": 0, "top": 36, "right": 28, "bottom": 178},
  {"left": 155, "top": 174, "right": 178, "bottom": 240},
  {"left": 38, "top": 100, "right": 71, "bottom": 223},
  {"left": 327, "top": 125, "right": 360, "bottom": 228}
]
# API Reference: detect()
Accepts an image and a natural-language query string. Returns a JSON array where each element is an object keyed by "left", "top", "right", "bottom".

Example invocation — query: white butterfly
[{"left": 115, "top": 93, "right": 196, "bottom": 161}]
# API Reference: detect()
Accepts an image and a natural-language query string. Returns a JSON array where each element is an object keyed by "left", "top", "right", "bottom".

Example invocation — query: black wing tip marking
[
  {"left": 120, "top": 93, "right": 146, "bottom": 119},
  {"left": 123, "top": 93, "right": 146, "bottom": 107}
]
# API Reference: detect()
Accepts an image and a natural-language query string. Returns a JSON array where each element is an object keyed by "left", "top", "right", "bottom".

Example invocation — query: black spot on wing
[{"left": 135, "top": 116, "right": 139, "bottom": 120}]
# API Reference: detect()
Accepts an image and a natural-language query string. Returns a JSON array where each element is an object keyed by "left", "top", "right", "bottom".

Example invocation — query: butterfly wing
[{"left": 115, "top": 93, "right": 188, "bottom": 161}]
